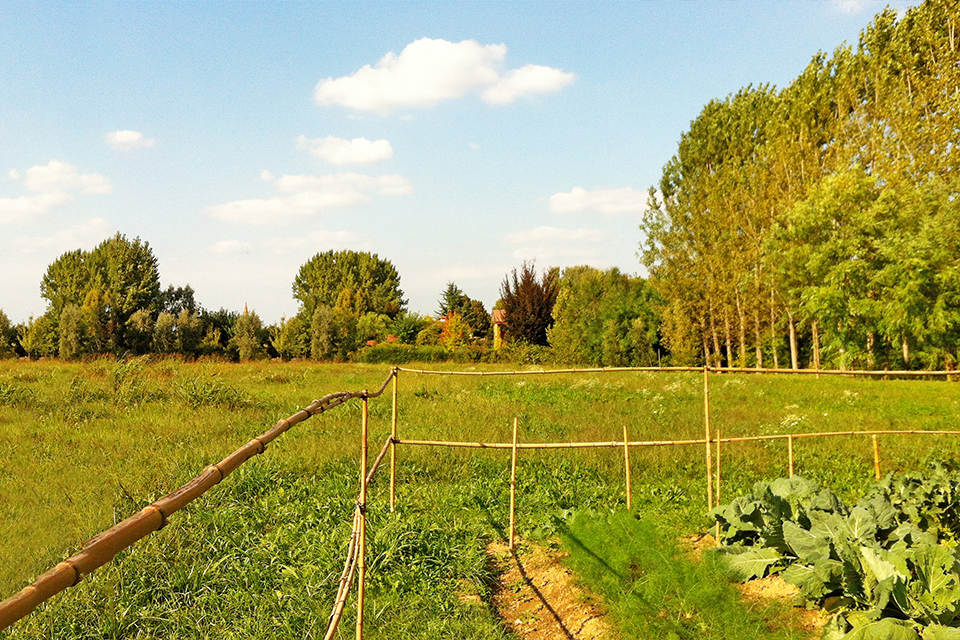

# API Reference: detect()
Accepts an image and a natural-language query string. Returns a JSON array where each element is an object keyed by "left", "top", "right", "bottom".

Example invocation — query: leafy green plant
[{"left": 711, "top": 468, "right": 960, "bottom": 639}]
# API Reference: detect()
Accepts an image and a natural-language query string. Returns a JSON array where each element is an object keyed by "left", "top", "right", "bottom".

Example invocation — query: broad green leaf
[
  {"left": 810, "top": 510, "right": 849, "bottom": 546},
  {"left": 784, "top": 519, "right": 831, "bottom": 564},
  {"left": 840, "top": 618, "right": 921, "bottom": 640},
  {"left": 923, "top": 625, "right": 960, "bottom": 640},
  {"left": 861, "top": 546, "right": 907, "bottom": 583},
  {"left": 716, "top": 546, "right": 783, "bottom": 581},
  {"left": 846, "top": 507, "right": 879, "bottom": 544}
]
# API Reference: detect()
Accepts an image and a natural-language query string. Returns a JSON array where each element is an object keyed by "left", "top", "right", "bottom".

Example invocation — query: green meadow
[{"left": 1, "top": 359, "right": 958, "bottom": 638}]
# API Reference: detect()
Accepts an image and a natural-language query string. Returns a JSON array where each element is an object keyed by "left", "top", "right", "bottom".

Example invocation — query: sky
[{"left": 0, "top": 0, "right": 918, "bottom": 324}]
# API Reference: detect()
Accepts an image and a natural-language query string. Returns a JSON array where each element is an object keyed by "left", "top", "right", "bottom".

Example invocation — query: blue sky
[{"left": 0, "top": 0, "right": 916, "bottom": 323}]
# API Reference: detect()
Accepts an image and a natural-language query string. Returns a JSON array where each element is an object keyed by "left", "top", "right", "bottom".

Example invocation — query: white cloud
[
  {"left": 314, "top": 38, "right": 575, "bottom": 114},
  {"left": 21, "top": 160, "right": 112, "bottom": 194},
  {"left": 260, "top": 170, "right": 275, "bottom": 181},
  {"left": 504, "top": 226, "right": 609, "bottom": 262},
  {"left": 481, "top": 64, "right": 575, "bottom": 105},
  {"left": 106, "top": 129, "right": 156, "bottom": 152},
  {"left": 548, "top": 186, "right": 649, "bottom": 215},
  {"left": 210, "top": 239, "right": 253, "bottom": 254},
  {"left": 297, "top": 135, "right": 393, "bottom": 165},
  {"left": 204, "top": 171, "right": 413, "bottom": 224},
  {"left": 10, "top": 218, "right": 112, "bottom": 253},
  {"left": 0, "top": 160, "right": 112, "bottom": 224}
]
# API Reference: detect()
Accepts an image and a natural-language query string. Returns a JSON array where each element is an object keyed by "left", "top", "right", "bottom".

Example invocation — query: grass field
[{"left": 1, "top": 359, "right": 958, "bottom": 638}]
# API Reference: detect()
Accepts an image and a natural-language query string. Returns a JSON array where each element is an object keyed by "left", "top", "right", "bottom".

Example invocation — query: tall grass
[{"left": 1, "top": 360, "right": 958, "bottom": 638}]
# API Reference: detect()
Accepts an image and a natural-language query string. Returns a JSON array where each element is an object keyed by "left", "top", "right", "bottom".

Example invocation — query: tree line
[
  {"left": 641, "top": 0, "right": 959, "bottom": 371},
  {"left": 0, "top": 235, "right": 662, "bottom": 366}
]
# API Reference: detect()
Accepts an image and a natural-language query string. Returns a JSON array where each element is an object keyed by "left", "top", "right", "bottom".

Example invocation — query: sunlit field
[{"left": 2, "top": 359, "right": 958, "bottom": 638}]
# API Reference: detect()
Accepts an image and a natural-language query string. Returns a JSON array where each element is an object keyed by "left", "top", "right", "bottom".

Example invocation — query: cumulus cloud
[
  {"left": 315, "top": 38, "right": 575, "bottom": 114},
  {"left": 548, "top": 187, "right": 649, "bottom": 216},
  {"left": 0, "top": 160, "right": 112, "bottom": 224},
  {"left": 204, "top": 171, "right": 413, "bottom": 225},
  {"left": 297, "top": 135, "right": 393, "bottom": 165},
  {"left": 504, "top": 226, "right": 609, "bottom": 262},
  {"left": 481, "top": 64, "right": 576, "bottom": 105},
  {"left": 10, "top": 218, "right": 112, "bottom": 253},
  {"left": 106, "top": 130, "right": 156, "bottom": 152}
]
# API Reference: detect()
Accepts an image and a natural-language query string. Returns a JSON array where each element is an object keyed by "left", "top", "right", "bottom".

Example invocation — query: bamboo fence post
[
  {"left": 509, "top": 417, "right": 519, "bottom": 551},
  {"left": 788, "top": 434, "right": 795, "bottom": 478},
  {"left": 356, "top": 394, "right": 369, "bottom": 640},
  {"left": 389, "top": 368, "right": 398, "bottom": 513},
  {"left": 623, "top": 425, "right": 632, "bottom": 511},
  {"left": 704, "top": 366, "right": 714, "bottom": 511},
  {"left": 872, "top": 434, "right": 881, "bottom": 481},
  {"left": 715, "top": 422, "right": 722, "bottom": 506}
]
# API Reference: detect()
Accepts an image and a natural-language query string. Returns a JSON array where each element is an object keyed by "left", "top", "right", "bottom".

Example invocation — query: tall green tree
[
  {"left": 0, "top": 310, "right": 16, "bottom": 358},
  {"left": 39, "top": 233, "right": 161, "bottom": 353},
  {"left": 435, "top": 282, "right": 492, "bottom": 339},
  {"left": 293, "top": 250, "right": 405, "bottom": 319},
  {"left": 548, "top": 266, "right": 661, "bottom": 367}
]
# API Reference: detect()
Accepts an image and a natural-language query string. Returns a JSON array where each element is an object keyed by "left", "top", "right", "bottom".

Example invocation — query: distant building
[{"left": 492, "top": 309, "right": 507, "bottom": 350}]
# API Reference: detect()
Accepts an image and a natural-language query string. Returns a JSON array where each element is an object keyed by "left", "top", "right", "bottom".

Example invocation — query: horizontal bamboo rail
[
  {"left": 398, "top": 365, "right": 957, "bottom": 378},
  {"left": 708, "top": 366, "right": 957, "bottom": 377},
  {"left": 0, "top": 371, "right": 398, "bottom": 633},
  {"left": 395, "top": 438, "right": 708, "bottom": 449},
  {"left": 717, "top": 429, "right": 960, "bottom": 443},
  {"left": 397, "top": 366, "right": 703, "bottom": 376},
  {"left": 395, "top": 429, "right": 960, "bottom": 451}
]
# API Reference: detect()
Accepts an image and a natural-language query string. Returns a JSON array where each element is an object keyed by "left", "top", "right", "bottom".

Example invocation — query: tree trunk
[
  {"left": 902, "top": 334, "right": 910, "bottom": 365},
  {"left": 709, "top": 303, "right": 722, "bottom": 369},
  {"left": 702, "top": 324, "right": 711, "bottom": 367},
  {"left": 788, "top": 313, "right": 798, "bottom": 370},
  {"left": 866, "top": 332, "right": 875, "bottom": 369},
  {"left": 769, "top": 289, "right": 779, "bottom": 370},
  {"left": 753, "top": 304, "right": 763, "bottom": 369},
  {"left": 735, "top": 292, "right": 747, "bottom": 367},
  {"left": 723, "top": 309, "right": 733, "bottom": 369},
  {"left": 812, "top": 322, "right": 821, "bottom": 371}
]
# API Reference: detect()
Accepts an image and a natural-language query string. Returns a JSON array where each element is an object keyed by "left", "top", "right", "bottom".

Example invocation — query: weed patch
[{"left": 558, "top": 509, "right": 811, "bottom": 640}]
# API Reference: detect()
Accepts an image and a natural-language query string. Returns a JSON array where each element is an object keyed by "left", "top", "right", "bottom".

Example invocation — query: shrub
[{"left": 355, "top": 343, "right": 448, "bottom": 364}]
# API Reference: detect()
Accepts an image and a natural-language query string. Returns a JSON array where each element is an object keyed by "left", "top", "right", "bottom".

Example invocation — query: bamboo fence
[
  {"left": 0, "top": 371, "right": 398, "bottom": 633},
  {"left": 4, "top": 362, "right": 958, "bottom": 637}
]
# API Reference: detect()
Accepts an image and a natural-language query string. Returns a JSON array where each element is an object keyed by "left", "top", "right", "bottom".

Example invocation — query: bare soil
[{"left": 487, "top": 539, "right": 613, "bottom": 640}]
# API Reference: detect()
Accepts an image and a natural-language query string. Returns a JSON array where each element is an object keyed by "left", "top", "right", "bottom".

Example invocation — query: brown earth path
[
  {"left": 487, "top": 534, "right": 831, "bottom": 640},
  {"left": 487, "top": 540, "right": 613, "bottom": 640}
]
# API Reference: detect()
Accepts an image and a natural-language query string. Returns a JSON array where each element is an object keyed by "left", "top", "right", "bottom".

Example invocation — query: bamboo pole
[
  {"left": 393, "top": 430, "right": 960, "bottom": 452},
  {"left": 396, "top": 366, "right": 704, "bottom": 376},
  {"left": 509, "top": 418, "right": 519, "bottom": 551},
  {"left": 715, "top": 422, "right": 722, "bottom": 506},
  {"left": 398, "top": 365, "right": 958, "bottom": 378},
  {"left": 788, "top": 435, "right": 794, "bottom": 478},
  {"left": 872, "top": 434, "right": 881, "bottom": 481},
  {"left": 704, "top": 366, "right": 714, "bottom": 511},
  {"left": 394, "top": 438, "right": 708, "bottom": 449},
  {"left": 324, "top": 508, "right": 361, "bottom": 640},
  {"left": 390, "top": 368, "right": 398, "bottom": 512},
  {"left": 623, "top": 425, "right": 632, "bottom": 511},
  {"left": 356, "top": 394, "right": 368, "bottom": 640}
]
